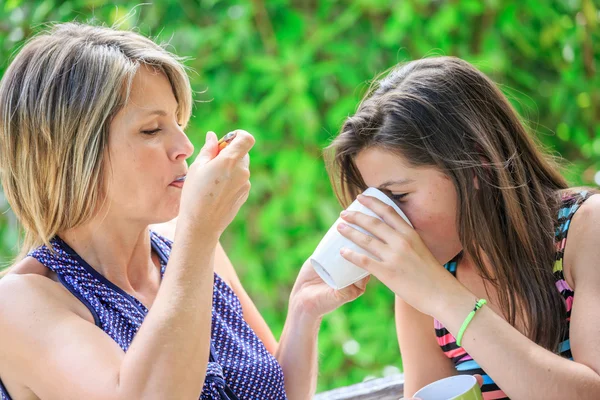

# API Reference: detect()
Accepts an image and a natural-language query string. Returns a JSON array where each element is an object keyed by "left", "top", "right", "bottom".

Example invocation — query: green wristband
[{"left": 456, "top": 298, "right": 487, "bottom": 347}]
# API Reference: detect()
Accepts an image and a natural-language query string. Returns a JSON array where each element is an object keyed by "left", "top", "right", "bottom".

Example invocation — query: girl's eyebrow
[{"left": 378, "top": 178, "right": 415, "bottom": 188}]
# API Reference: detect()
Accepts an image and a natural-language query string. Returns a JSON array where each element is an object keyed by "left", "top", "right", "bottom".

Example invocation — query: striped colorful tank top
[
  {"left": 0, "top": 231, "right": 286, "bottom": 400},
  {"left": 434, "top": 190, "right": 591, "bottom": 399}
]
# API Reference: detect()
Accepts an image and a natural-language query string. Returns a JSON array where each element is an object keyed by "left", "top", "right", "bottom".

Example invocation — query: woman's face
[
  {"left": 354, "top": 147, "right": 463, "bottom": 265},
  {"left": 104, "top": 65, "right": 194, "bottom": 225}
]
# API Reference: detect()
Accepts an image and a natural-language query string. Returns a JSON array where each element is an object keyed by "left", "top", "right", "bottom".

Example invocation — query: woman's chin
[
  {"left": 150, "top": 205, "right": 180, "bottom": 226},
  {"left": 148, "top": 215, "right": 178, "bottom": 240}
]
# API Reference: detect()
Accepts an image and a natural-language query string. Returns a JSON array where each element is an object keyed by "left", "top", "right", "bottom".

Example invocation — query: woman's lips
[{"left": 170, "top": 175, "right": 186, "bottom": 188}]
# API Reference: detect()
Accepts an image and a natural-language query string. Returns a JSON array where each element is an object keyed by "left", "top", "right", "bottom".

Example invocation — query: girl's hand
[
  {"left": 289, "top": 258, "right": 370, "bottom": 319},
  {"left": 336, "top": 194, "right": 465, "bottom": 316}
]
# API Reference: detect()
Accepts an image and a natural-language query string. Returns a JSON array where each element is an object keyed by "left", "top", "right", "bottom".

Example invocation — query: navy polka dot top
[{"left": 0, "top": 231, "right": 287, "bottom": 400}]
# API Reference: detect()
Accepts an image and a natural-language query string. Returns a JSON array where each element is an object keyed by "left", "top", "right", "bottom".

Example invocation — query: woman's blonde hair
[{"left": 0, "top": 22, "right": 192, "bottom": 266}]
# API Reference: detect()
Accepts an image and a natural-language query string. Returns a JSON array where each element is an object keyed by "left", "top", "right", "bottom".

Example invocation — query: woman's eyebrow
[{"left": 141, "top": 109, "right": 168, "bottom": 117}]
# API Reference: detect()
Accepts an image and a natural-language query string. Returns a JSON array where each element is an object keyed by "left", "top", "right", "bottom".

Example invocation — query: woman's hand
[
  {"left": 289, "top": 258, "right": 370, "bottom": 319},
  {"left": 178, "top": 130, "right": 254, "bottom": 240},
  {"left": 336, "top": 194, "right": 465, "bottom": 317}
]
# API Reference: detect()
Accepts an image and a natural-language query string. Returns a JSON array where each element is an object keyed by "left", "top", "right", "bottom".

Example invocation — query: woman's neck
[{"left": 58, "top": 214, "right": 158, "bottom": 293}]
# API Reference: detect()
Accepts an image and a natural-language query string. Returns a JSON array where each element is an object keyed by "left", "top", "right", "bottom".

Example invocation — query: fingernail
[
  {"left": 340, "top": 247, "right": 347, "bottom": 255},
  {"left": 338, "top": 223, "right": 347, "bottom": 230},
  {"left": 340, "top": 210, "right": 348, "bottom": 217},
  {"left": 357, "top": 194, "right": 365, "bottom": 200}
]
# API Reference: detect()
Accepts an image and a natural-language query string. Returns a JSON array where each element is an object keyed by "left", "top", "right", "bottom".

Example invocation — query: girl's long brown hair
[{"left": 327, "top": 56, "right": 571, "bottom": 351}]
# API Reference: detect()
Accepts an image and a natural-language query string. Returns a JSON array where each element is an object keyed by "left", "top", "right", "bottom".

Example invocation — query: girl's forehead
[
  {"left": 355, "top": 149, "right": 412, "bottom": 179},
  {"left": 355, "top": 148, "right": 444, "bottom": 188}
]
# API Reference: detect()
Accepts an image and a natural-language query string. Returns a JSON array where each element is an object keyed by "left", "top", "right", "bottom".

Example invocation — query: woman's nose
[{"left": 173, "top": 129, "right": 194, "bottom": 161}]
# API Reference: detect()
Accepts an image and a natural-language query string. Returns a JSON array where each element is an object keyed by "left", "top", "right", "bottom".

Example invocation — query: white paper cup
[
  {"left": 413, "top": 375, "right": 483, "bottom": 400},
  {"left": 310, "top": 187, "right": 412, "bottom": 289}
]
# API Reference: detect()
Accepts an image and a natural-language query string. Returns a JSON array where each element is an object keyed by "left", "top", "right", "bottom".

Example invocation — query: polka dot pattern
[{"left": 0, "top": 231, "right": 286, "bottom": 400}]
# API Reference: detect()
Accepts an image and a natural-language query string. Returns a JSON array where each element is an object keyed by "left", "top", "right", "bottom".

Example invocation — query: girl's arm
[
  {"left": 395, "top": 296, "right": 457, "bottom": 397},
  {"left": 338, "top": 194, "right": 600, "bottom": 399}
]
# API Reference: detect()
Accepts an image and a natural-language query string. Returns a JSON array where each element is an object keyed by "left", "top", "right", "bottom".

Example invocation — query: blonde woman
[{"left": 0, "top": 23, "right": 367, "bottom": 400}]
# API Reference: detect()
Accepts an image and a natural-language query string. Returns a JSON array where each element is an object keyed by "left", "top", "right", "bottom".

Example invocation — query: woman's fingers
[
  {"left": 194, "top": 131, "right": 219, "bottom": 165},
  {"left": 219, "top": 130, "right": 255, "bottom": 160}
]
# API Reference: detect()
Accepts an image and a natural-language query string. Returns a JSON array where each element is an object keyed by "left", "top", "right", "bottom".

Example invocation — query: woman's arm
[
  {"left": 194, "top": 238, "right": 325, "bottom": 398},
  {"left": 154, "top": 217, "right": 369, "bottom": 399},
  {"left": 215, "top": 250, "right": 367, "bottom": 400},
  {"left": 206, "top": 244, "right": 368, "bottom": 399},
  {"left": 0, "top": 232, "right": 217, "bottom": 400},
  {"left": 0, "top": 131, "right": 254, "bottom": 400},
  {"left": 213, "top": 243, "right": 279, "bottom": 353},
  {"left": 151, "top": 218, "right": 279, "bottom": 353}
]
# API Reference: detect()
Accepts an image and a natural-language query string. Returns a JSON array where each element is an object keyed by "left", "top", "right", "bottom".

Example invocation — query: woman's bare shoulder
[
  {"left": 0, "top": 260, "right": 117, "bottom": 399},
  {"left": 8, "top": 255, "right": 54, "bottom": 277},
  {"left": 0, "top": 257, "right": 96, "bottom": 329}
]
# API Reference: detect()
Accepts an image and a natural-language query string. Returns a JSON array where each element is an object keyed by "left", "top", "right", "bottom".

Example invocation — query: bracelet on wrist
[{"left": 456, "top": 298, "right": 487, "bottom": 347}]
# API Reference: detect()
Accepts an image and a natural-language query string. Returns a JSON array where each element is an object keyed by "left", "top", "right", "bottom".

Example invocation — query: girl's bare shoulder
[{"left": 563, "top": 193, "right": 600, "bottom": 289}]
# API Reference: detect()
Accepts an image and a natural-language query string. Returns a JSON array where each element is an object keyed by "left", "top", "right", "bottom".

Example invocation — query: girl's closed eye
[{"left": 391, "top": 193, "right": 408, "bottom": 202}]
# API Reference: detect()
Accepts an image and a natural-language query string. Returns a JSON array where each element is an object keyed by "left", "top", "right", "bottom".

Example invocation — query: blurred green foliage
[{"left": 0, "top": 0, "right": 598, "bottom": 392}]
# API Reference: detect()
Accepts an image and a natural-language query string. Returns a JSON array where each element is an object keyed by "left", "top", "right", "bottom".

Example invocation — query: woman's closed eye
[
  {"left": 141, "top": 128, "right": 162, "bottom": 135},
  {"left": 141, "top": 122, "right": 184, "bottom": 136}
]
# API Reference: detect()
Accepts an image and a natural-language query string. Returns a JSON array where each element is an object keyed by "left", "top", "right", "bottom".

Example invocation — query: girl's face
[
  {"left": 354, "top": 147, "right": 463, "bottom": 264},
  {"left": 104, "top": 65, "right": 194, "bottom": 225}
]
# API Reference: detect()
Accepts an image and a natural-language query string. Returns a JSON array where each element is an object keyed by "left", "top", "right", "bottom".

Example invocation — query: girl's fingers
[
  {"left": 337, "top": 221, "right": 386, "bottom": 260},
  {"left": 474, "top": 374, "right": 484, "bottom": 387},
  {"left": 356, "top": 195, "right": 412, "bottom": 233},
  {"left": 353, "top": 275, "right": 371, "bottom": 291},
  {"left": 340, "top": 210, "right": 397, "bottom": 244},
  {"left": 336, "top": 275, "right": 370, "bottom": 302},
  {"left": 339, "top": 246, "right": 378, "bottom": 272}
]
